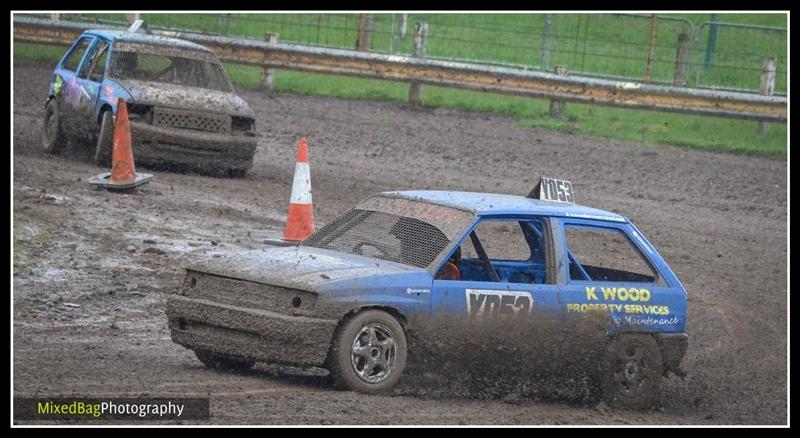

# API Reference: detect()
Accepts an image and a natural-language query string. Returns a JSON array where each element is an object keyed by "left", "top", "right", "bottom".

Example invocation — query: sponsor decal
[
  {"left": 465, "top": 289, "right": 533, "bottom": 319},
  {"left": 102, "top": 85, "right": 118, "bottom": 105},
  {"left": 64, "top": 78, "right": 81, "bottom": 105},
  {"left": 53, "top": 75, "right": 63, "bottom": 94},
  {"left": 567, "top": 286, "right": 670, "bottom": 316},
  {"left": 563, "top": 212, "right": 625, "bottom": 222},
  {"left": 406, "top": 288, "right": 431, "bottom": 295},
  {"left": 622, "top": 315, "right": 680, "bottom": 326}
]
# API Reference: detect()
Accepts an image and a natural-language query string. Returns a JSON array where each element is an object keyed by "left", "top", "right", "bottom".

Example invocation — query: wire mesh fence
[
  {"left": 21, "top": 13, "right": 787, "bottom": 95},
  {"left": 693, "top": 21, "right": 787, "bottom": 94}
]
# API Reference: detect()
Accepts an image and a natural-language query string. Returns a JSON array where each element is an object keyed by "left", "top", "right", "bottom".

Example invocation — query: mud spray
[{"left": 396, "top": 311, "right": 612, "bottom": 405}]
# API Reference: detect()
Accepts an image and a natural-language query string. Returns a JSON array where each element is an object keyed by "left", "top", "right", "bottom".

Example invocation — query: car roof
[
  {"left": 84, "top": 29, "right": 213, "bottom": 53},
  {"left": 383, "top": 190, "right": 628, "bottom": 222}
]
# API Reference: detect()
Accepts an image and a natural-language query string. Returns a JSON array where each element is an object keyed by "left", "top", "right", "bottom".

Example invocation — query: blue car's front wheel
[{"left": 328, "top": 310, "right": 407, "bottom": 394}]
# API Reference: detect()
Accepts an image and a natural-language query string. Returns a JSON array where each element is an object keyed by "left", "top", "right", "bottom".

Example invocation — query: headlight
[
  {"left": 232, "top": 116, "right": 255, "bottom": 133},
  {"left": 126, "top": 103, "right": 153, "bottom": 123}
]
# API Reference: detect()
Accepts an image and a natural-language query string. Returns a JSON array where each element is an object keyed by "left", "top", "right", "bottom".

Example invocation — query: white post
[
  {"left": 757, "top": 57, "right": 776, "bottom": 135},
  {"left": 408, "top": 22, "right": 428, "bottom": 106}
]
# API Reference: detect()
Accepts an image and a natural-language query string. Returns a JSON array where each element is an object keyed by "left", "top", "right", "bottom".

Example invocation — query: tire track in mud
[{"left": 13, "top": 59, "right": 786, "bottom": 424}]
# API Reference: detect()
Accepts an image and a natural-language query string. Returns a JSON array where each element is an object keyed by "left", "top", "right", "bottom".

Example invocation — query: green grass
[{"left": 13, "top": 17, "right": 787, "bottom": 157}]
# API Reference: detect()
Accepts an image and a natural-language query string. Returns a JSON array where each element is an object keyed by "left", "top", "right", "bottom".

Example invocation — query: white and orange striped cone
[
  {"left": 265, "top": 138, "right": 315, "bottom": 246},
  {"left": 87, "top": 98, "right": 153, "bottom": 190}
]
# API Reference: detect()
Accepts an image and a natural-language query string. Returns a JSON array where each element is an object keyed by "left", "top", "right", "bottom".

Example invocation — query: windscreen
[
  {"left": 302, "top": 196, "right": 474, "bottom": 269},
  {"left": 109, "top": 43, "right": 232, "bottom": 92}
]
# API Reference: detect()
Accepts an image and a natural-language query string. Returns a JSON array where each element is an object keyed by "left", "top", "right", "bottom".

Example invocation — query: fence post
[
  {"left": 408, "top": 22, "right": 428, "bottom": 106},
  {"left": 549, "top": 65, "right": 568, "bottom": 119},
  {"left": 644, "top": 14, "right": 658, "bottom": 84},
  {"left": 704, "top": 13, "right": 720, "bottom": 70},
  {"left": 757, "top": 57, "right": 776, "bottom": 135},
  {"left": 392, "top": 13, "right": 408, "bottom": 54},
  {"left": 126, "top": 13, "right": 140, "bottom": 25},
  {"left": 672, "top": 33, "right": 691, "bottom": 87},
  {"left": 50, "top": 13, "right": 61, "bottom": 21},
  {"left": 540, "top": 14, "right": 554, "bottom": 71},
  {"left": 260, "top": 33, "right": 280, "bottom": 92},
  {"left": 399, "top": 14, "right": 408, "bottom": 38},
  {"left": 356, "top": 14, "right": 374, "bottom": 51}
]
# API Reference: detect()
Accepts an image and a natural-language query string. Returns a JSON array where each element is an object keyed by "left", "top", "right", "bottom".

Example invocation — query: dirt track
[{"left": 13, "top": 59, "right": 787, "bottom": 425}]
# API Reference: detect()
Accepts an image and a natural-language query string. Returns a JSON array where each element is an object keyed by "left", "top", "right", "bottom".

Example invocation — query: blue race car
[
  {"left": 42, "top": 26, "right": 257, "bottom": 176},
  {"left": 166, "top": 178, "right": 688, "bottom": 409}
]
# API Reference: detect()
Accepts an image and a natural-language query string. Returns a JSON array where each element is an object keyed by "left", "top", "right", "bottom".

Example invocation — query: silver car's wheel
[
  {"left": 350, "top": 322, "right": 398, "bottom": 384},
  {"left": 42, "top": 99, "right": 67, "bottom": 154},
  {"left": 94, "top": 110, "right": 114, "bottom": 167},
  {"left": 328, "top": 310, "right": 407, "bottom": 394}
]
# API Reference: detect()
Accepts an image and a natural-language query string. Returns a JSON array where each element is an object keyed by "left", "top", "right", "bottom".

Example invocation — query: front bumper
[
  {"left": 654, "top": 332, "right": 689, "bottom": 376},
  {"left": 166, "top": 295, "right": 338, "bottom": 367},
  {"left": 130, "top": 121, "right": 257, "bottom": 171}
]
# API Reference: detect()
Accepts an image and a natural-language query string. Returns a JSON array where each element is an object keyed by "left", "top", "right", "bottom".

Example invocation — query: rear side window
[
  {"left": 62, "top": 38, "right": 92, "bottom": 72},
  {"left": 564, "top": 225, "right": 658, "bottom": 283},
  {"left": 464, "top": 220, "right": 531, "bottom": 261}
]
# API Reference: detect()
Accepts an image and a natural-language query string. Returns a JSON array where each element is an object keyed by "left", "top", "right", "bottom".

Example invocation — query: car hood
[
  {"left": 187, "top": 245, "right": 423, "bottom": 292},
  {"left": 114, "top": 79, "right": 253, "bottom": 117}
]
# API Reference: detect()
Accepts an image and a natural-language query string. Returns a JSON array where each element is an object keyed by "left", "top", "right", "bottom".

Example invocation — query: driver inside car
[{"left": 435, "top": 247, "right": 461, "bottom": 281}]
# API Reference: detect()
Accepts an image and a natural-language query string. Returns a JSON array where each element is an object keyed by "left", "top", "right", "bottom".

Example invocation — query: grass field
[{"left": 13, "top": 12, "right": 788, "bottom": 156}]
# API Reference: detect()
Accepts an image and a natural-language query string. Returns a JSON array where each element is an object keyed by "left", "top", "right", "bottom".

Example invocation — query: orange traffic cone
[
  {"left": 88, "top": 98, "right": 152, "bottom": 190},
  {"left": 282, "top": 138, "right": 315, "bottom": 242}
]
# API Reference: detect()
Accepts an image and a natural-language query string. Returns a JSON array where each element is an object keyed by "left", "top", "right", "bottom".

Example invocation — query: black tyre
[
  {"left": 600, "top": 333, "right": 663, "bottom": 410},
  {"left": 327, "top": 310, "right": 408, "bottom": 394},
  {"left": 42, "top": 99, "right": 67, "bottom": 154},
  {"left": 194, "top": 350, "right": 254, "bottom": 372},
  {"left": 94, "top": 110, "right": 114, "bottom": 167}
]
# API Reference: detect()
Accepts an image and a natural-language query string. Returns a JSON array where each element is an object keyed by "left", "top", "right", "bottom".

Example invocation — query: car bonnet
[
  {"left": 186, "top": 245, "right": 422, "bottom": 292},
  {"left": 114, "top": 79, "right": 252, "bottom": 117}
]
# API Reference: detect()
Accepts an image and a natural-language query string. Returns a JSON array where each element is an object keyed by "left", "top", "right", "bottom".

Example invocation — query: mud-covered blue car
[
  {"left": 166, "top": 179, "right": 688, "bottom": 409},
  {"left": 43, "top": 27, "right": 257, "bottom": 176}
]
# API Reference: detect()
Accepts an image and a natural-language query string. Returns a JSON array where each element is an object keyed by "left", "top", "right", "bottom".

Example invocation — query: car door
[
  {"left": 431, "top": 216, "right": 561, "bottom": 321},
  {"left": 51, "top": 35, "right": 94, "bottom": 133},
  {"left": 74, "top": 37, "right": 111, "bottom": 132},
  {"left": 554, "top": 218, "right": 684, "bottom": 333}
]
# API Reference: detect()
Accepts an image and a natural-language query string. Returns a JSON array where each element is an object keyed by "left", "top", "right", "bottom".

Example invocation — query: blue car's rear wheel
[
  {"left": 328, "top": 310, "right": 407, "bottom": 394},
  {"left": 600, "top": 333, "right": 663, "bottom": 410}
]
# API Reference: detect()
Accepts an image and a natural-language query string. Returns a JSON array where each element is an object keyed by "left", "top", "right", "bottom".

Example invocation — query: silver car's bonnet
[{"left": 115, "top": 79, "right": 253, "bottom": 117}]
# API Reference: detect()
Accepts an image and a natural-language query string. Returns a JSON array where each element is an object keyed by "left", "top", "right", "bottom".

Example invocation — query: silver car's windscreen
[
  {"left": 109, "top": 44, "right": 232, "bottom": 92},
  {"left": 302, "top": 196, "right": 474, "bottom": 269}
]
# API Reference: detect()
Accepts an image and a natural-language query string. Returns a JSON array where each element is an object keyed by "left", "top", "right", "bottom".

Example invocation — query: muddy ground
[{"left": 12, "top": 59, "right": 787, "bottom": 425}]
